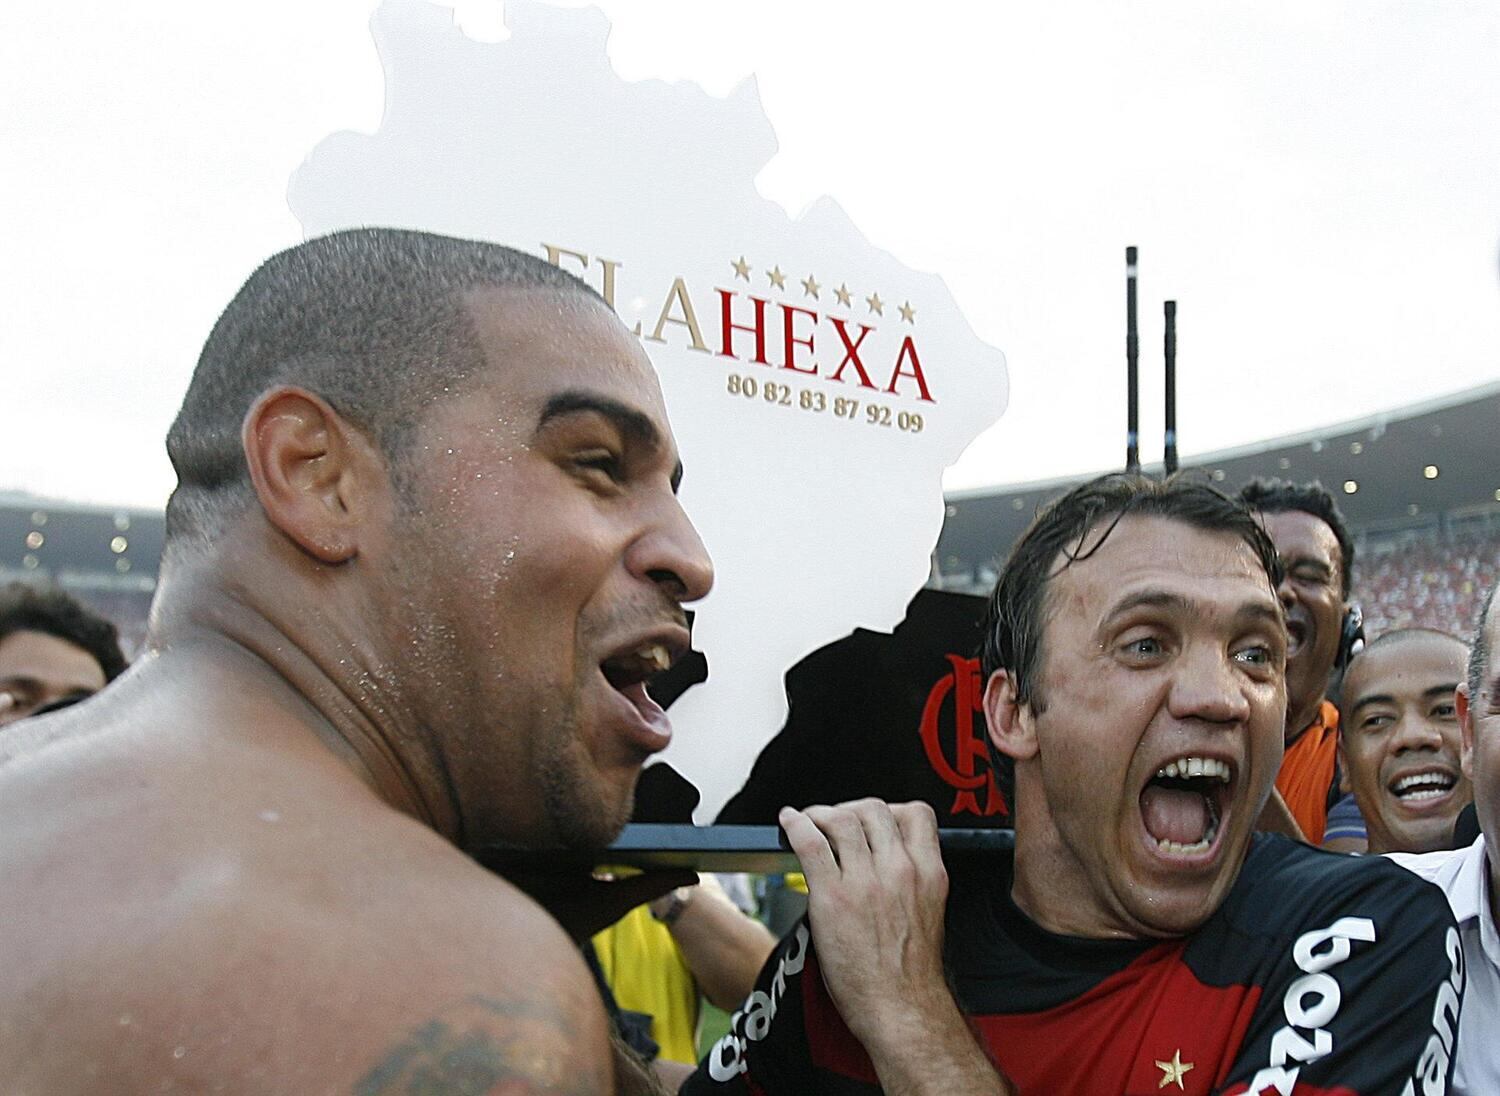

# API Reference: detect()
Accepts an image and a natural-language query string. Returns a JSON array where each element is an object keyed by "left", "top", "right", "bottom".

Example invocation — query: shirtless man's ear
[{"left": 241, "top": 385, "right": 387, "bottom": 565}]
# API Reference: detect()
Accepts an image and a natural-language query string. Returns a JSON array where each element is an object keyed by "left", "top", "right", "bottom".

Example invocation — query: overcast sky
[{"left": 3, "top": 0, "right": 1497, "bottom": 509}]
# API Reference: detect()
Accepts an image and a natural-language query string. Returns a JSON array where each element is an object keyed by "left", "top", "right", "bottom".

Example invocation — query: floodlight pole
[
  {"left": 1125, "top": 246, "right": 1140, "bottom": 473},
  {"left": 1164, "top": 300, "right": 1178, "bottom": 475}
]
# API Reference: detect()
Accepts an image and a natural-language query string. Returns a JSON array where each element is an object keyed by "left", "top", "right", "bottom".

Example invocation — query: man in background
[
  {"left": 1239, "top": 478, "right": 1357, "bottom": 843},
  {"left": 1338, "top": 628, "right": 1472, "bottom": 854},
  {"left": 0, "top": 582, "right": 127, "bottom": 726},
  {"left": 1388, "top": 588, "right": 1500, "bottom": 1092}
]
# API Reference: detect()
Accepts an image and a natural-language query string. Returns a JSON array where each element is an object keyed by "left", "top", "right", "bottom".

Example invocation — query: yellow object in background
[{"left": 591, "top": 906, "right": 700, "bottom": 1064}]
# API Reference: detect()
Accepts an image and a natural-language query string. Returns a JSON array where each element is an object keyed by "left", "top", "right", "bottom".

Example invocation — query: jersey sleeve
[
  {"left": 1216, "top": 861, "right": 1464, "bottom": 1096},
  {"left": 681, "top": 918, "right": 883, "bottom": 1096}
]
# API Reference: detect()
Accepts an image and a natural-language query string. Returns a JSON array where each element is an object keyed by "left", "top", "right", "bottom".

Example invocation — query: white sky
[{"left": 3, "top": 0, "right": 1498, "bottom": 510}]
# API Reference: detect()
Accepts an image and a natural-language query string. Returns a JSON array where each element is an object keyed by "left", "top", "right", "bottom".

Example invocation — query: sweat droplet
[
  {"left": 259, "top": 810, "right": 280, "bottom": 823},
  {"left": 173, "top": 1047, "right": 186, "bottom": 1059}
]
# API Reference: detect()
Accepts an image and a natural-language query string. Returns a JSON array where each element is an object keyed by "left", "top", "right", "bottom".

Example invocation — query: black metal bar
[
  {"left": 1126, "top": 246, "right": 1140, "bottom": 473},
  {"left": 1164, "top": 299, "right": 1178, "bottom": 475}
]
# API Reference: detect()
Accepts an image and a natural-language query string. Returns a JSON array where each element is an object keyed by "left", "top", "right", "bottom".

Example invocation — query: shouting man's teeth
[
  {"left": 601, "top": 643, "right": 674, "bottom": 691},
  {"left": 1155, "top": 757, "right": 1231, "bottom": 783},
  {"left": 1141, "top": 756, "right": 1230, "bottom": 855},
  {"left": 1156, "top": 835, "right": 1215, "bottom": 855},
  {"left": 637, "top": 644, "right": 671, "bottom": 674}
]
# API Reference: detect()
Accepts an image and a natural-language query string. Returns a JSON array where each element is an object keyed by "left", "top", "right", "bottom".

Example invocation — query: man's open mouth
[
  {"left": 1285, "top": 619, "right": 1308, "bottom": 659},
  {"left": 1388, "top": 769, "right": 1457, "bottom": 804},
  {"left": 601, "top": 643, "right": 672, "bottom": 691},
  {"left": 599, "top": 641, "right": 679, "bottom": 731},
  {"left": 1140, "top": 757, "right": 1232, "bottom": 855}
]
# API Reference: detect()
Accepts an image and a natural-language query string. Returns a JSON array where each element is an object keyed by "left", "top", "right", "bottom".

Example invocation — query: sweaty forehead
[
  {"left": 1347, "top": 635, "right": 1467, "bottom": 696},
  {"left": 459, "top": 285, "right": 666, "bottom": 417},
  {"left": 1045, "top": 514, "right": 1275, "bottom": 618}
]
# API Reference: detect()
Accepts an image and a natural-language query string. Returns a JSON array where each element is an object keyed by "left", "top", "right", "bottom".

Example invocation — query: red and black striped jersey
[{"left": 685, "top": 834, "right": 1463, "bottom": 1096}]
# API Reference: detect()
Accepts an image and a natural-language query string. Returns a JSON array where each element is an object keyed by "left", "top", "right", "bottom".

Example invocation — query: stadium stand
[
  {"left": 0, "top": 492, "right": 159, "bottom": 658},
  {"left": 934, "top": 381, "right": 1500, "bottom": 639},
  {"left": 1357, "top": 524, "right": 1500, "bottom": 637},
  {"left": 5, "top": 383, "right": 1499, "bottom": 658}
]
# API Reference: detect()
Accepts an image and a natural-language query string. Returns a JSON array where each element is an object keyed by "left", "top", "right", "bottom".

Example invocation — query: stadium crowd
[
  {"left": 1, "top": 228, "right": 1497, "bottom": 1095},
  {"left": 1359, "top": 526, "right": 1500, "bottom": 637}
]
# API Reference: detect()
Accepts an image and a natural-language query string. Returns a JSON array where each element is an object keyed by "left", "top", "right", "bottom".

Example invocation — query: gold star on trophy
[
  {"left": 1154, "top": 1050, "right": 1193, "bottom": 1090},
  {"left": 833, "top": 283, "right": 852, "bottom": 307},
  {"left": 767, "top": 265, "right": 787, "bottom": 290},
  {"left": 800, "top": 274, "right": 821, "bottom": 299},
  {"left": 731, "top": 256, "right": 751, "bottom": 281},
  {"left": 865, "top": 291, "right": 884, "bottom": 316},
  {"left": 898, "top": 300, "right": 916, "bottom": 324}
]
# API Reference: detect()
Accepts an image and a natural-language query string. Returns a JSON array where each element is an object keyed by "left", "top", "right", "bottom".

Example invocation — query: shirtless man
[{"left": 0, "top": 229, "right": 713, "bottom": 1093}]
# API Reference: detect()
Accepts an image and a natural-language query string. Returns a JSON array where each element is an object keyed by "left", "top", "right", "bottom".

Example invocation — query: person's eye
[
  {"left": 0, "top": 686, "right": 38, "bottom": 718},
  {"left": 1360, "top": 714, "right": 1392, "bottom": 732},
  {"left": 1233, "top": 645, "right": 1273, "bottom": 666},
  {"left": 1119, "top": 635, "right": 1165, "bottom": 660},
  {"left": 573, "top": 450, "right": 624, "bottom": 484},
  {"left": 1433, "top": 702, "right": 1457, "bottom": 719}
]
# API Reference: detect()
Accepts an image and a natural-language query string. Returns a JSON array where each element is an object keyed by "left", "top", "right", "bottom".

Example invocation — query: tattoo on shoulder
[{"left": 355, "top": 995, "right": 599, "bottom": 1095}]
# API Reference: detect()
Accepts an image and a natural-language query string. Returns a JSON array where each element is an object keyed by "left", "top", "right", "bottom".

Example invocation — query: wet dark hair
[
  {"left": 981, "top": 474, "right": 1283, "bottom": 811},
  {"left": 164, "top": 227, "right": 601, "bottom": 547},
  {"left": 0, "top": 582, "right": 128, "bottom": 682},
  {"left": 1468, "top": 584, "right": 1499, "bottom": 705},
  {"left": 1237, "top": 478, "right": 1355, "bottom": 597}
]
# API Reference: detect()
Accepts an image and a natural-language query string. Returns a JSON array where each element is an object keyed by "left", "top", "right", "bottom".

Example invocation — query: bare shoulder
[
  {"left": 0, "top": 725, "right": 614, "bottom": 1093},
  {"left": 348, "top": 979, "right": 608, "bottom": 1096},
  {"left": 242, "top": 808, "right": 618, "bottom": 1093}
]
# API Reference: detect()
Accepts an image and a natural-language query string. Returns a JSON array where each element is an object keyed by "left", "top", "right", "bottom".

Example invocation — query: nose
[
  {"left": 1276, "top": 574, "right": 1298, "bottom": 615},
  {"left": 629, "top": 494, "right": 714, "bottom": 604},
  {"left": 1166, "top": 643, "right": 1253, "bottom": 726},
  {"left": 1390, "top": 712, "right": 1445, "bottom": 755}
]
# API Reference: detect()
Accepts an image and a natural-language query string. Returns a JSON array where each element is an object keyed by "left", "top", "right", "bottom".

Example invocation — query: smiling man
[
  {"left": 1386, "top": 588, "right": 1500, "bottom": 1094},
  {"left": 1238, "top": 479, "right": 1357, "bottom": 845},
  {"left": 687, "top": 476, "right": 1461, "bottom": 1096},
  {"left": 1339, "top": 628, "right": 1473, "bottom": 854},
  {"left": 0, "top": 229, "right": 712, "bottom": 1094}
]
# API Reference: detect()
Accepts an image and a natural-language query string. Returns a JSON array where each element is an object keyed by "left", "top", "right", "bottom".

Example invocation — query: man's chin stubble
[{"left": 539, "top": 753, "right": 634, "bottom": 850}]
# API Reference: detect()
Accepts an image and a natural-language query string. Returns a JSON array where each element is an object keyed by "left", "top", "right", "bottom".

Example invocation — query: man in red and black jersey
[{"left": 683, "top": 475, "right": 1462, "bottom": 1096}]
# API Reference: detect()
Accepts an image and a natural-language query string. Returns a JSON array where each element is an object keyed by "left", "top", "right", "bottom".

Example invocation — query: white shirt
[{"left": 1388, "top": 838, "right": 1500, "bottom": 1096}]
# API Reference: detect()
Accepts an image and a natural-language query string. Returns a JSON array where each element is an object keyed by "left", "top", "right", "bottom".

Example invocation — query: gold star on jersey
[{"left": 1155, "top": 1049, "right": 1194, "bottom": 1090}]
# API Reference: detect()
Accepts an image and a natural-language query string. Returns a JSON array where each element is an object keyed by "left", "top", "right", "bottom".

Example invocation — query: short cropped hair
[
  {"left": 1344, "top": 627, "right": 1468, "bottom": 708},
  {"left": 1468, "top": 584, "right": 1499, "bottom": 704},
  {"left": 0, "top": 583, "right": 128, "bottom": 682},
  {"left": 1353, "top": 626, "right": 1466, "bottom": 661},
  {"left": 164, "top": 228, "right": 601, "bottom": 546},
  {"left": 981, "top": 474, "right": 1283, "bottom": 810},
  {"left": 1237, "top": 478, "right": 1355, "bottom": 597}
]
